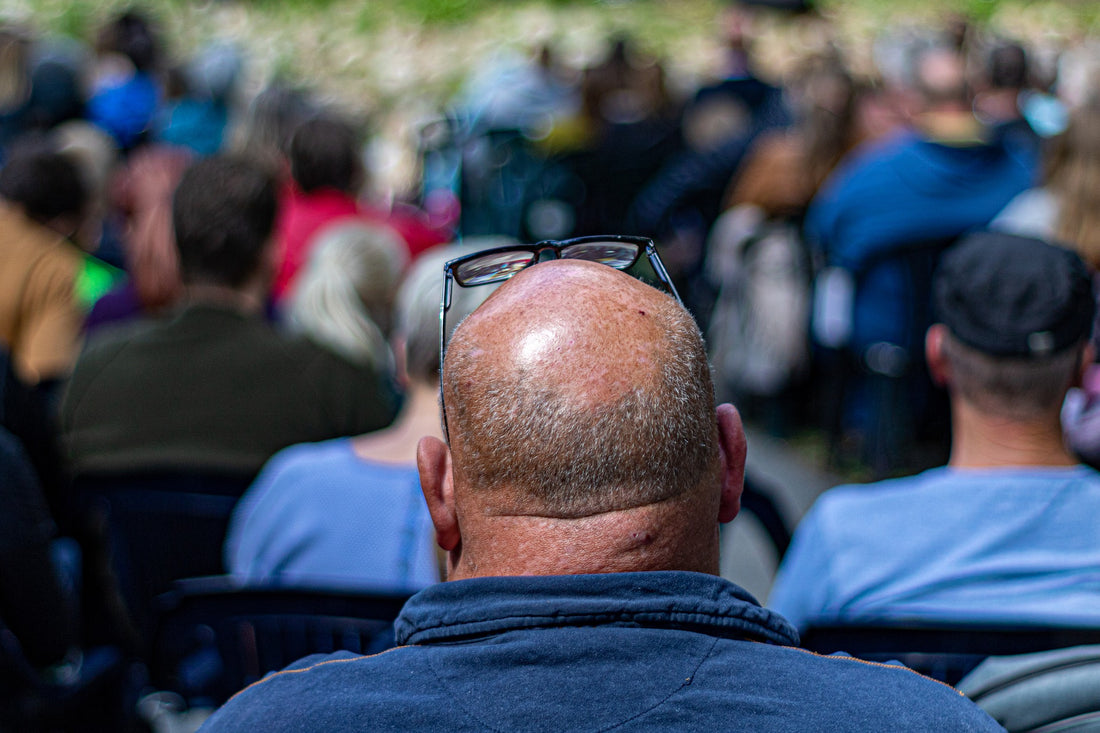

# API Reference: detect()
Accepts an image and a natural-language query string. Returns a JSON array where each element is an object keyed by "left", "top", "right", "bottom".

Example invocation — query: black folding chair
[
  {"left": 819, "top": 236, "right": 956, "bottom": 477},
  {"left": 0, "top": 616, "right": 129, "bottom": 732},
  {"left": 150, "top": 576, "right": 411, "bottom": 706},
  {"left": 800, "top": 622, "right": 1100, "bottom": 685},
  {"left": 75, "top": 472, "right": 253, "bottom": 646},
  {"left": 958, "top": 644, "right": 1100, "bottom": 732},
  {"left": 740, "top": 472, "right": 791, "bottom": 559}
]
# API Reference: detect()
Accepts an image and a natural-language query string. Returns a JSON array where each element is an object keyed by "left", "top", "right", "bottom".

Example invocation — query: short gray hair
[{"left": 394, "top": 237, "right": 515, "bottom": 384}]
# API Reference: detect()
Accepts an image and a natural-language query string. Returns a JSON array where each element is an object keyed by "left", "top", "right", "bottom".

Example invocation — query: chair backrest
[
  {"left": 76, "top": 472, "right": 253, "bottom": 641},
  {"left": 957, "top": 645, "right": 1100, "bottom": 732},
  {"left": 818, "top": 236, "right": 956, "bottom": 476},
  {"left": 740, "top": 472, "right": 791, "bottom": 559},
  {"left": 0, "top": 615, "right": 127, "bottom": 731},
  {"left": 851, "top": 235, "right": 958, "bottom": 357},
  {"left": 151, "top": 576, "right": 411, "bottom": 705},
  {"left": 800, "top": 623, "right": 1100, "bottom": 686}
]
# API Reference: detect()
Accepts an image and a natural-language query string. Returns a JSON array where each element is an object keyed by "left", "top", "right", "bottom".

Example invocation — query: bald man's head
[{"left": 442, "top": 260, "right": 718, "bottom": 518}]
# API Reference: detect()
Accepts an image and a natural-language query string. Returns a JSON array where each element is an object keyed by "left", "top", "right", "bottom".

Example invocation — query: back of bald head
[{"left": 443, "top": 260, "right": 718, "bottom": 518}]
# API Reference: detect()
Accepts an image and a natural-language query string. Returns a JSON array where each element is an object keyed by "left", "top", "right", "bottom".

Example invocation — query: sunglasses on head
[{"left": 438, "top": 235, "right": 681, "bottom": 439}]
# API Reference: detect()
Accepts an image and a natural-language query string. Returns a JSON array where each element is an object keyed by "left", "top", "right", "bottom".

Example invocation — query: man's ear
[
  {"left": 417, "top": 436, "right": 460, "bottom": 552},
  {"left": 715, "top": 403, "right": 746, "bottom": 524},
  {"left": 926, "top": 324, "right": 950, "bottom": 386}
]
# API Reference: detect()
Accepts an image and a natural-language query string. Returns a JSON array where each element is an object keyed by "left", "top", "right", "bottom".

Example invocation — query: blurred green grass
[{"left": 6, "top": 0, "right": 1095, "bottom": 141}]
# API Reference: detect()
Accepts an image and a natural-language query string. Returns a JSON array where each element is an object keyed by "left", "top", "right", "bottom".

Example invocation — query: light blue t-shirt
[
  {"left": 768, "top": 465, "right": 1100, "bottom": 631},
  {"left": 226, "top": 438, "right": 439, "bottom": 593}
]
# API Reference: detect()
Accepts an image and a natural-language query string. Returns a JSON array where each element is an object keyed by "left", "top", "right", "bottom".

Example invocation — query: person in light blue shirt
[
  {"left": 225, "top": 241, "right": 503, "bottom": 592},
  {"left": 225, "top": 438, "right": 438, "bottom": 592},
  {"left": 770, "top": 231, "right": 1100, "bottom": 631}
]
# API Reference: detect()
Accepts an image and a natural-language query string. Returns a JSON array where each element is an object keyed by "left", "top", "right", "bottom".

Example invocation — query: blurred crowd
[{"left": 1, "top": 1, "right": 1099, "bottom": 729}]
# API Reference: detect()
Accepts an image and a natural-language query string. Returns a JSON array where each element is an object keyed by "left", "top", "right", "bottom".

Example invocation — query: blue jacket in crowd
[
  {"left": 200, "top": 571, "right": 1001, "bottom": 732},
  {"left": 806, "top": 130, "right": 1035, "bottom": 353}
]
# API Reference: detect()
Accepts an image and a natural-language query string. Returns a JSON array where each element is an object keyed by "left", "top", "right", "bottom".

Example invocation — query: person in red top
[{"left": 273, "top": 115, "right": 446, "bottom": 301}]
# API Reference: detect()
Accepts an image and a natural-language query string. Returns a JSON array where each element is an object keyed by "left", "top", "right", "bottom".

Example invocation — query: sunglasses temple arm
[
  {"left": 439, "top": 272, "right": 454, "bottom": 441},
  {"left": 646, "top": 244, "right": 682, "bottom": 304}
]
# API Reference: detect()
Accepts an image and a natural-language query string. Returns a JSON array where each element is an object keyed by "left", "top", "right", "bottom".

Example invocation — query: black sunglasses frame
[{"left": 437, "top": 235, "right": 681, "bottom": 440}]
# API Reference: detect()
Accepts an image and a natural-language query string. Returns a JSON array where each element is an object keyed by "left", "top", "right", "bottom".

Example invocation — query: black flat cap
[{"left": 933, "top": 230, "right": 1095, "bottom": 357}]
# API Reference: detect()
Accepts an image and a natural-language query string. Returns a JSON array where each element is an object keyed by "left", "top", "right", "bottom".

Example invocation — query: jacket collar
[{"left": 396, "top": 571, "right": 798, "bottom": 647}]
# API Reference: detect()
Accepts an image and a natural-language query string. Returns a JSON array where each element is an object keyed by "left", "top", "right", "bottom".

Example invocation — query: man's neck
[
  {"left": 447, "top": 498, "right": 721, "bottom": 581},
  {"left": 914, "top": 107, "right": 986, "bottom": 145},
  {"left": 949, "top": 398, "right": 1078, "bottom": 469},
  {"left": 184, "top": 282, "right": 266, "bottom": 315}
]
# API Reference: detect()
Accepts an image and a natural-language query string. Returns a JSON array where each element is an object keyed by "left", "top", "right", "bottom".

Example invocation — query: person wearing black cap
[{"left": 769, "top": 230, "right": 1100, "bottom": 632}]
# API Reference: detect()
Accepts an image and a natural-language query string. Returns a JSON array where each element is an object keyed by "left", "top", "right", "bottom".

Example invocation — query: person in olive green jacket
[{"left": 61, "top": 155, "right": 399, "bottom": 479}]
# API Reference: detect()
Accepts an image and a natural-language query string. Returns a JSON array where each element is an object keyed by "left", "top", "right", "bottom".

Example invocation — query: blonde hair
[
  {"left": 1047, "top": 104, "right": 1100, "bottom": 269},
  {"left": 287, "top": 221, "right": 408, "bottom": 370}
]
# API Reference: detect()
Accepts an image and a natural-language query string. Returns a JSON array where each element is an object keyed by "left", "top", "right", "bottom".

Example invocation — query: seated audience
[
  {"left": 273, "top": 115, "right": 443, "bottom": 301},
  {"left": 60, "top": 154, "right": 399, "bottom": 478},
  {"left": 769, "top": 231, "right": 1100, "bottom": 630},
  {"left": 723, "top": 57, "right": 859, "bottom": 219},
  {"left": 227, "top": 80, "right": 316, "bottom": 176},
  {"left": 226, "top": 241, "right": 497, "bottom": 592},
  {"left": 971, "top": 39, "right": 1041, "bottom": 169},
  {"left": 994, "top": 102, "right": 1100, "bottom": 268},
  {"left": 202, "top": 252, "right": 999, "bottom": 731},
  {"left": 807, "top": 43, "right": 1035, "bottom": 356},
  {"left": 53, "top": 122, "right": 126, "bottom": 310},
  {"left": 0, "top": 140, "right": 88, "bottom": 385},
  {"left": 84, "top": 144, "right": 190, "bottom": 333},
  {"left": 992, "top": 103, "right": 1100, "bottom": 466},
  {"left": 87, "top": 10, "right": 162, "bottom": 151},
  {"left": 155, "top": 41, "right": 242, "bottom": 156}
]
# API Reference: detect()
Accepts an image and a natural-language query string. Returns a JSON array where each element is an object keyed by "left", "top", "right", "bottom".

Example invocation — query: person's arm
[
  {"left": 15, "top": 254, "right": 83, "bottom": 384},
  {"left": 0, "top": 430, "right": 77, "bottom": 668}
]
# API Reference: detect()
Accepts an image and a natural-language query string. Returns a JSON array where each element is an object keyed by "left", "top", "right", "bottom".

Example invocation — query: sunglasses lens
[
  {"left": 560, "top": 241, "right": 641, "bottom": 269},
  {"left": 454, "top": 250, "right": 538, "bottom": 286}
]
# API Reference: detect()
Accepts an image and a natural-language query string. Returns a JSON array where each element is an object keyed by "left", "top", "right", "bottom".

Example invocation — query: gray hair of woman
[
  {"left": 395, "top": 236, "right": 517, "bottom": 386},
  {"left": 287, "top": 221, "right": 409, "bottom": 371}
]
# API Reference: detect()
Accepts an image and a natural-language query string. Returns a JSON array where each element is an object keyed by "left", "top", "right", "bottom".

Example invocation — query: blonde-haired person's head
[{"left": 287, "top": 221, "right": 409, "bottom": 371}]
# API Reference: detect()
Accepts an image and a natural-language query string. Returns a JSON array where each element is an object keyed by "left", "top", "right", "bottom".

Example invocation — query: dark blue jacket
[
  {"left": 806, "top": 130, "right": 1035, "bottom": 352},
  {"left": 200, "top": 572, "right": 1002, "bottom": 732}
]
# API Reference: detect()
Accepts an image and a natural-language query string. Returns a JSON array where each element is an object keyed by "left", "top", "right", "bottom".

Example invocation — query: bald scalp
[{"left": 444, "top": 261, "right": 718, "bottom": 518}]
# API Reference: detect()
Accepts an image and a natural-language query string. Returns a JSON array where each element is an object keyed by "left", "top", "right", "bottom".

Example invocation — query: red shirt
[{"left": 272, "top": 185, "right": 448, "bottom": 301}]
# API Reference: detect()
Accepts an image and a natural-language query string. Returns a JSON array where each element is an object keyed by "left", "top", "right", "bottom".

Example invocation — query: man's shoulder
[
  {"left": 820, "top": 132, "right": 917, "bottom": 187},
  {"left": 73, "top": 316, "right": 164, "bottom": 370},
  {"left": 200, "top": 648, "right": 439, "bottom": 731},
  {"left": 719, "top": 643, "right": 1002, "bottom": 730},
  {"left": 0, "top": 213, "right": 82, "bottom": 282},
  {"left": 251, "top": 439, "right": 356, "bottom": 489},
  {"left": 809, "top": 469, "right": 942, "bottom": 516},
  {"left": 200, "top": 637, "right": 1001, "bottom": 732},
  {"left": 818, "top": 465, "right": 1100, "bottom": 504}
]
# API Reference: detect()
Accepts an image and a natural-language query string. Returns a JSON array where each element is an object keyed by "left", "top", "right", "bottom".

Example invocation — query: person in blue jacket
[{"left": 200, "top": 255, "right": 1000, "bottom": 732}]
